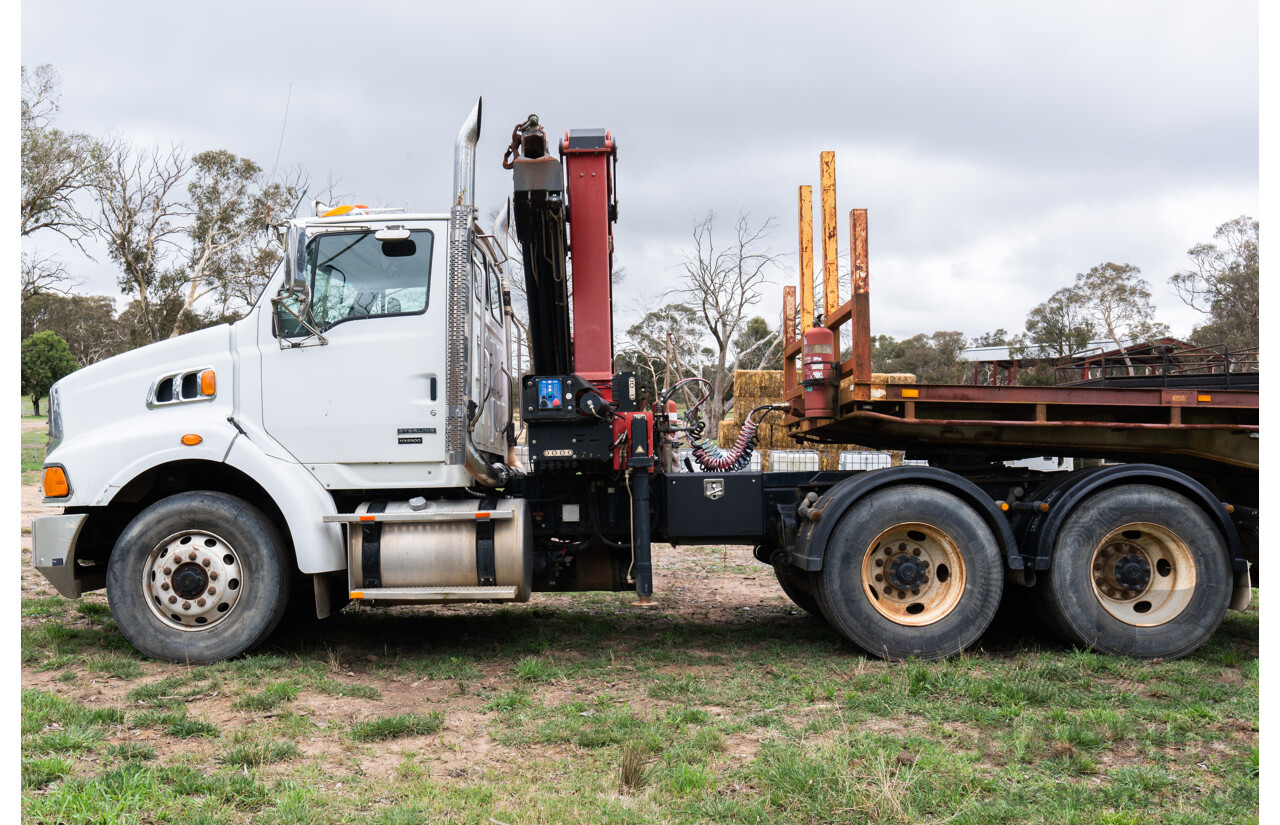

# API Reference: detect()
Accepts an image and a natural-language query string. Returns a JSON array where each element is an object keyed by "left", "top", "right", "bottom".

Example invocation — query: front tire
[
  {"left": 814, "top": 485, "right": 1004, "bottom": 660},
  {"left": 1040, "top": 485, "right": 1230, "bottom": 659},
  {"left": 106, "top": 492, "right": 291, "bottom": 663}
]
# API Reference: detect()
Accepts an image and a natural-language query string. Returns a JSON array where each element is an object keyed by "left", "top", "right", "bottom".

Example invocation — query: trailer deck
[{"left": 777, "top": 157, "right": 1258, "bottom": 480}]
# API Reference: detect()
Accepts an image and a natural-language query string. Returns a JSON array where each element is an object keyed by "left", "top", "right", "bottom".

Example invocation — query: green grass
[
  {"left": 349, "top": 712, "right": 444, "bottom": 742},
  {"left": 18, "top": 562, "right": 1258, "bottom": 824},
  {"left": 221, "top": 740, "right": 302, "bottom": 767},
  {"left": 233, "top": 679, "right": 301, "bottom": 711}
]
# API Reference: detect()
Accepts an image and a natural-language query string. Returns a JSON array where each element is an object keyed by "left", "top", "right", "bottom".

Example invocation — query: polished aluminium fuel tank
[{"left": 344, "top": 498, "right": 532, "bottom": 605}]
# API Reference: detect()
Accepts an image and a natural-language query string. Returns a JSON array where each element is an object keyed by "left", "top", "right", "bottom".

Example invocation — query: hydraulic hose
[{"left": 689, "top": 404, "right": 787, "bottom": 472}]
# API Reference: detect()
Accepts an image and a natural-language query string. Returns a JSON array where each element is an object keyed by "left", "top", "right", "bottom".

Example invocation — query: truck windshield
[{"left": 278, "top": 229, "right": 433, "bottom": 336}]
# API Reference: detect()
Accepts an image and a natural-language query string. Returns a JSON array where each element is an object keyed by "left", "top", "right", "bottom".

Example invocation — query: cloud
[{"left": 22, "top": 0, "right": 1257, "bottom": 345}]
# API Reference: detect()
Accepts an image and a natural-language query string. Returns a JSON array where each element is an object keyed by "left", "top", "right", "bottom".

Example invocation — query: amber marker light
[
  {"left": 43, "top": 467, "right": 70, "bottom": 497},
  {"left": 999, "top": 501, "right": 1010, "bottom": 512},
  {"left": 200, "top": 369, "right": 216, "bottom": 396},
  {"left": 181, "top": 434, "right": 203, "bottom": 446}
]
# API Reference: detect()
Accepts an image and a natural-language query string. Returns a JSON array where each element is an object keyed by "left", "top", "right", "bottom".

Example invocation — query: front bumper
[{"left": 31, "top": 514, "right": 89, "bottom": 599}]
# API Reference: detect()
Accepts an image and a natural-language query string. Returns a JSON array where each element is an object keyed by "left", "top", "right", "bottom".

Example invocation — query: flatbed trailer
[{"left": 672, "top": 153, "right": 1258, "bottom": 661}]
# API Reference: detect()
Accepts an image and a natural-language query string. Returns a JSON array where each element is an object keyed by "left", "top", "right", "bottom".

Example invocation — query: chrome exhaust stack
[{"left": 445, "top": 98, "right": 511, "bottom": 487}]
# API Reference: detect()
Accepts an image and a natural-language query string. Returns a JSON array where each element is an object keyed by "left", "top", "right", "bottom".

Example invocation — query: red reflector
[
  {"left": 359, "top": 515, "right": 376, "bottom": 522},
  {"left": 475, "top": 512, "right": 491, "bottom": 519}
]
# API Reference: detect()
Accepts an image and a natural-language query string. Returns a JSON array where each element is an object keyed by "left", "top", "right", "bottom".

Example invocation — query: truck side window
[
  {"left": 278, "top": 229, "right": 434, "bottom": 336},
  {"left": 486, "top": 259, "right": 503, "bottom": 323}
]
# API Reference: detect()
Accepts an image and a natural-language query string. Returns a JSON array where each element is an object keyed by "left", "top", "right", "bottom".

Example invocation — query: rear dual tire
[
  {"left": 814, "top": 485, "right": 1004, "bottom": 660},
  {"left": 1040, "top": 485, "right": 1230, "bottom": 660}
]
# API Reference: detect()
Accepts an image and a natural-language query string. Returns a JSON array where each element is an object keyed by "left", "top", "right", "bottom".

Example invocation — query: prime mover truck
[{"left": 32, "top": 101, "right": 1258, "bottom": 664}]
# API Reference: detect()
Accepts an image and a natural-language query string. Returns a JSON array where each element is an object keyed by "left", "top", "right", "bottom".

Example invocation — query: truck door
[{"left": 256, "top": 223, "right": 448, "bottom": 486}]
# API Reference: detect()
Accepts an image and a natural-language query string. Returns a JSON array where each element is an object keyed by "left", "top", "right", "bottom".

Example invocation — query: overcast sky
[{"left": 20, "top": 1, "right": 1259, "bottom": 344}]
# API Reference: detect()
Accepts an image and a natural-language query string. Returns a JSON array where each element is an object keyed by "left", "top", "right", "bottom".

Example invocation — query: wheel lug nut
[
  {"left": 912, "top": 548, "right": 921, "bottom": 556},
  {"left": 163, "top": 568, "right": 172, "bottom": 575},
  {"left": 168, "top": 595, "right": 178, "bottom": 604},
  {"left": 161, "top": 582, "right": 170, "bottom": 591},
  {"left": 209, "top": 571, "right": 219, "bottom": 581},
  {"left": 188, "top": 551, "right": 197, "bottom": 561},
  {"left": 182, "top": 601, "right": 191, "bottom": 610},
  {"left": 207, "top": 587, "right": 216, "bottom": 596},
  {"left": 197, "top": 598, "right": 206, "bottom": 607},
  {"left": 202, "top": 558, "right": 211, "bottom": 568}
]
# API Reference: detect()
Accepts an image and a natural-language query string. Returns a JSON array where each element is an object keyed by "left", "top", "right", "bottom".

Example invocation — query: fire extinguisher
[{"left": 802, "top": 327, "right": 837, "bottom": 418}]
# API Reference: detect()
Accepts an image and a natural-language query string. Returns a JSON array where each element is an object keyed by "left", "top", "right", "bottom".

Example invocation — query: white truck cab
[{"left": 32, "top": 101, "right": 528, "bottom": 663}]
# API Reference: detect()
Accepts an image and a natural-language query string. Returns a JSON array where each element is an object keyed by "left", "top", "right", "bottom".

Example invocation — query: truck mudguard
[
  {"left": 222, "top": 435, "right": 347, "bottom": 574},
  {"left": 788, "top": 466, "right": 1022, "bottom": 578},
  {"left": 1012, "top": 463, "right": 1245, "bottom": 574}
]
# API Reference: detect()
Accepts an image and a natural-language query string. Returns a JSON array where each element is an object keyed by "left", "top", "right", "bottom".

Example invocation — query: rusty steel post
[
  {"left": 798, "top": 186, "right": 814, "bottom": 331},
  {"left": 851, "top": 208, "right": 871, "bottom": 382},
  {"left": 783, "top": 284, "right": 798, "bottom": 407},
  {"left": 783, "top": 285, "right": 797, "bottom": 345},
  {"left": 820, "top": 152, "right": 839, "bottom": 321}
]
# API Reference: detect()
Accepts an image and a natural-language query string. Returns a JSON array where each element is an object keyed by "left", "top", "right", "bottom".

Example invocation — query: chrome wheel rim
[{"left": 143, "top": 530, "right": 243, "bottom": 631}]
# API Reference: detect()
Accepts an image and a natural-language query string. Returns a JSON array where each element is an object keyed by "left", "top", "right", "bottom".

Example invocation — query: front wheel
[
  {"left": 106, "top": 492, "right": 291, "bottom": 663},
  {"left": 814, "top": 485, "right": 1004, "bottom": 660},
  {"left": 1040, "top": 485, "right": 1230, "bottom": 659}
]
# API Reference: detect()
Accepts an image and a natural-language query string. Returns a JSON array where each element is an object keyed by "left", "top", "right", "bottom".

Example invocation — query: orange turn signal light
[
  {"left": 999, "top": 501, "right": 1010, "bottom": 512},
  {"left": 200, "top": 369, "right": 216, "bottom": 396},
  {"left": 181, "top": 434, "right": 203, "bottom": 446},
  {"left": 43, "top": 467, "right": 70, "bottom": 498}
]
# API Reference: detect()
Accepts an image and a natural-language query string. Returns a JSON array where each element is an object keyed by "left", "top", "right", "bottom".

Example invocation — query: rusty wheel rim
[
  {"left": 143, "top": 530, "right": 243, "bottom": 631},
  {"left": 861, "top": 522, "right": 967, "bottom": 626},
  {"left": 1090, "top": 522, "right": 1195, "bottom": 627}
]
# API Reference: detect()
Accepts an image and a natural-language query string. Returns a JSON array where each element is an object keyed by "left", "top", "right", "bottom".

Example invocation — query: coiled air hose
[{"left": 689, "top": 404, "right": 788, "bottom": 471}]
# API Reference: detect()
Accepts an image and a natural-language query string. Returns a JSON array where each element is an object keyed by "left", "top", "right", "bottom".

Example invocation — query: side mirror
[
  {"left": 281, "top": 224, "right": 310, "bottom": 300},
  {"left": 272, "top": 223, "right": 314, "bottom": 336}
]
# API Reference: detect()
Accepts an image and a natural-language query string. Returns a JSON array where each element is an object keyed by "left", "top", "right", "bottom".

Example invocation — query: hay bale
[
  {"left": 716, "top": 368, "right": 919, "bottom": 472},
  {"left": 734, "top": 370, "right": 785, "bottom": 399},
  {"left": 733, "top": 370, "right": 786, "bottom": 424}
]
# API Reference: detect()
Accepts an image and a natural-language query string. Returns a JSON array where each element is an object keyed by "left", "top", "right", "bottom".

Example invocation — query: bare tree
[
  {"left": 21, "top": 64, "right": 105, "bottom": 247},
  {"left": 90, "top": 139, "right": 192, "bottom": 343},
  {"left": 21, "top": 251, "right": 82, "bottom": 302},
  {"left": 671, "top": 211, "right": 781, "bottom": 423}
]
